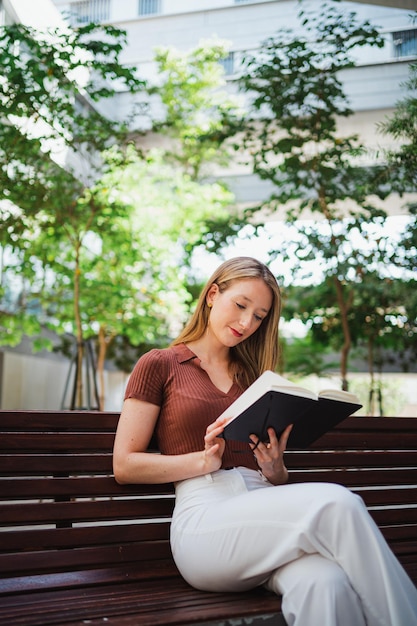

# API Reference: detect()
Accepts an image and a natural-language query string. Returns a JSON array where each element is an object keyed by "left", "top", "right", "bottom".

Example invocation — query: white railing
[
  {"left": 70, "top": 0, "right": 111, "bottom": 26},
  {"left": 138, "top": 0, "right": 161, "bottom": 16},
  {"left": 393, "top": 28, "right": 417, "bottom": 58}
]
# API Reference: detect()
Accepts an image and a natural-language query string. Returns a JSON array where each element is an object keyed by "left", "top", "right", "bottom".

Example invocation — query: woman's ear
[{"left": 206, "top": 283, "right": 219, "bottom": 307}]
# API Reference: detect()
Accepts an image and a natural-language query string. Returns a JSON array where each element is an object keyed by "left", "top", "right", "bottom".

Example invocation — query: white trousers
[{"left": 170, "top": 467, "right": 417, "bottom": 626}]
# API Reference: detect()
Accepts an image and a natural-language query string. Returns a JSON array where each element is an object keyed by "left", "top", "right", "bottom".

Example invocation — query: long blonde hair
[{"left": 172, "top": 257, "right": 281, "bottom": 388}]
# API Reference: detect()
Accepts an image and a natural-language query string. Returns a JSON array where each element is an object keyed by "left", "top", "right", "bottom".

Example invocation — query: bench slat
[
  {"left": 0, "top": 578, "right": 282, "bottom": 626},
  {"left": 3, "top": 451, "right": 416, "bottom": 476},
  {"left": 0, "top": 562, "right": 180, "bottom": 595},
  {"left": 0, "top": 453, "right": 113, "bottom": 474},
  {"left": 0, "top": 521, "right": 170, "bottom": 552},
  {"left": 2, "top": 433, "right": 115, "bottom": 451},
  {"left": 286, "top": 450, "right": 417, "bottom": 468},
  {"left": 370, "top": 507, "right": 417, "bottom": 526},
  {"left": 289, "top": 467, "right": 417, "bottom": 487},
  {"left": 2, "top": 475, "right": 416, "bottom": 500},
  {"left": 0, "top": 498, "right": 174, "bottom": 526},
  {"left": 0, "top": 411, "right": 120, "bottom": 430},
  {"left": 0, "top": 476, "right": 174, "bottom": 498},
  {"left": 300, "top": 431, "right": 417, "bottom": 449},
  {"left": 0, "top": 539, "right": 173, "bottom": 576},
  {"left": 356, "top": 486, "right": 417, "bottom": 507}
]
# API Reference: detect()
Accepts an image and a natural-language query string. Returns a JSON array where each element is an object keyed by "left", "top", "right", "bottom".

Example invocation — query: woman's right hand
[{"left": 202, "top": 416, "right": 227, "bottom": 473}]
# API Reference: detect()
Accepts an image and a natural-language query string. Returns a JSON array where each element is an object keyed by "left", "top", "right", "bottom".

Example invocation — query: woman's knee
[
  {"left": 314, "top": 483, "right": 366, "bottom": 518},
  {"left": 272, "top": 553, "right": 348, "bottom": 594}
]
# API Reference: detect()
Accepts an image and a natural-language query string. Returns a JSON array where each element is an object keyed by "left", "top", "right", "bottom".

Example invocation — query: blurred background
[{"left": 1, "top": 0, "right": 416, "bottom": 415}]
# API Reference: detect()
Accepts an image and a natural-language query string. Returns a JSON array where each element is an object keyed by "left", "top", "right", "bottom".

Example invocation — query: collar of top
[{"left": 171, "top": 343, "right": 198, "bottom": 364}]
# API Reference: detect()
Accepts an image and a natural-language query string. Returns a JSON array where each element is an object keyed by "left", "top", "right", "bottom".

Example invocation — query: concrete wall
[{"left": 0, "top": 350, "right": 129, "bottom": 411}]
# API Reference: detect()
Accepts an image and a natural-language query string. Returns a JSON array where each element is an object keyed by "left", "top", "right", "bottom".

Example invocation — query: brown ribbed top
[{"left": 124, "top": 343, "right": 257, "bottom": 471}]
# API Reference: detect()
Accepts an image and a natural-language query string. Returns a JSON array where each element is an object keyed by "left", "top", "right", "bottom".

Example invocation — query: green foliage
[
  {"left": 239, "top": 0, "right": 386, "bottom": 220},
  {"left": 0, "top": 28, "right": 245, "bottom": 409},
  {"left": 397, "top": 205, "right": 417, "bottom": 273},
  {"left": 101, "top": 144, "right": 236, "bottom": 286},
  {"left": 280, "top": 333, "right": 339, "bottom": 378},
  {"left": 379, "top": 53, "right": 417, "bottom": 195},
  {"left": 379, "top": 41, "right": 417, "bottom": 277},
  {"left": 0, "top": 22, "right": 144, "bottom": 150},
  {"left": 0, "top": 21, "right": 144, "bottom": 222},
  {"left": 0, "top": 20, "right": 146, "bottom": 350},
  {"left": 150, "top": 40, "right": 245, "bottom": 180},
  {"left": 236, "top": 0, "right": 406, "bottom": 387},
  {"left": 282, "top": 271, "right": 417, "bottom": 377}
]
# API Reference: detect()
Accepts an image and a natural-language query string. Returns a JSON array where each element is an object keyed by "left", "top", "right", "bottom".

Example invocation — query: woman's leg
[
  {"left": 295, "top": 481, "right": 417, "bottom": 626},
  {"left": 266, "top": 553, "right": 366, "bottom": 626},
  {"left": 172, "top": 471, "right": 417, "bottom": 626}
]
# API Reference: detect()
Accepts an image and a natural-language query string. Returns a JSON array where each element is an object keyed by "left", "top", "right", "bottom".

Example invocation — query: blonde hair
[{"left": 172, "top": 257, "right": 281, "bottom": 388}]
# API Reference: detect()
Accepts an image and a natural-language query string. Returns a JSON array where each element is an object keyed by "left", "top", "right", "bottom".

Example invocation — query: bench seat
[{"left": 1, "top": 410, "right": 416, "bottom": 625}]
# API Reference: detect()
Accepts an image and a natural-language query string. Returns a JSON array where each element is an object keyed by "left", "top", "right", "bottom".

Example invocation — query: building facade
[
  {"left": 47, "top": 0, "right": 417, "bottom": 210},
  {"left": 2, "top": 0, "right": 416, "bottom": 210}
]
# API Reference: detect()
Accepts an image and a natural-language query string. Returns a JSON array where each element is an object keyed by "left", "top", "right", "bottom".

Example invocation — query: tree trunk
[
  {"left": 318, "top": 188, "right": 354, "bottom": 391},
  {"left": 97, "top": 325, "right": 116, "bottom": 411},
  {"left": 74, "top": 243, "right": 84, "bottom": 409},
  {"left": 97, "top": 327, "right": 105, "bottom": 411},
  {"left": 368, "top": 337, "right": 375, "bottom": 415},
  {"left": 333, "top": 276, "right": 353, "bottom": 391}
]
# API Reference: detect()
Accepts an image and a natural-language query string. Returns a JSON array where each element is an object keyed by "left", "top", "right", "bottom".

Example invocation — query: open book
[{"left": 219, "top": 370, "right": 362, "bottom": 449}]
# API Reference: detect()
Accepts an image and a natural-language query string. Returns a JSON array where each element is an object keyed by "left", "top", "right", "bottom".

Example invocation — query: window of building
[
  {"left": 219, "top": 52, "right": 235, "bottom": 76},
  {"left": 393, "top": 29, "right": 417, "bottom": 58},
  {"left": 70, "top": 0, "right": 111, "bottom": 26},
  {"left": 139, "top": 0, "right": 161, "bottom": 16},
  {"left": 0, "top": 0, "right": 12, "bottom": 25}
]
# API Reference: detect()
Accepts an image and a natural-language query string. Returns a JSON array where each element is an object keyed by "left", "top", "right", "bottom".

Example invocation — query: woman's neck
[{"left": 186, "top": 338, "right": 230, "bottom": 368}]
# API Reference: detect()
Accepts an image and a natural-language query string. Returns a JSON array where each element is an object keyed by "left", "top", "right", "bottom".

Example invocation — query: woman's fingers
[
  {"left": 249, "top": 426, "right": 290, "bottom": 485},
  {"left": 276, "top": 424, "right": 293, "bottom": 452},
  {"left": 205, "top": 417, "right": 227, "bottom": 442},
  {"left": 204, "top": 417, "right": 227, "bottom": 456}
]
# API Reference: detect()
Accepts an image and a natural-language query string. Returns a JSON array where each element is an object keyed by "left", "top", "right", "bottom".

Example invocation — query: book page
[
  {"left": 219, "top": 370, "right": 317, "bottom": 424},
  {"left": 318, "top": 389, "right": 360, "bottom": 404},
  {"left": 261, "top": 371, "right": 317, "bottom": 396}
]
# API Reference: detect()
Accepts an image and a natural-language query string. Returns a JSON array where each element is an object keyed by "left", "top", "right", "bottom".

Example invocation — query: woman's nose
[{"left": 239, "top": 313, "right": 251, "bottom": 329}]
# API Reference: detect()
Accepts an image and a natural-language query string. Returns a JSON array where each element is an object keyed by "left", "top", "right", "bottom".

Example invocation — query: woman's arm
[{"left": 113, "top": 398, "right": 227, "bottom": 484}]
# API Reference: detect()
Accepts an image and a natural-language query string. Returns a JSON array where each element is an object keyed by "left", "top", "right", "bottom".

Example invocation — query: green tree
[
  {"left": 0, "top": 22, "right": 144, "bottom": 202},
  {"left": 12, "top": 145, "right": 235, "bottom": 409},
  {"left": 379, "top": 44, "right": 417, "bottom": 200},
  {"left": 0, "top": 21, "right": 145, "bottom": 406},
  {"left": 0, "top": 31, "right": 248, "bottom": 409},
  {"left": 280, "top": 332, "right": 339, "bottom": 379},
  {"left": 379, "top": 38, "right": 417, "bottom": 277},
  {"left": 151, "top": 40, "right": 245, "bottom": 181},
  {"left": 283, "top": 272, "right": 416, "bottom": 413},
  {"left": 238, "top": 0, "right": 391, "bottom": 389},
  {"left": 376, "top": 38, "right": 417, "bottom": 393}
]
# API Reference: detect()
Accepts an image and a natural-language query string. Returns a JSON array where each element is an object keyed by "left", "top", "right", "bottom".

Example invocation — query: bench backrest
[
  {"left": 1, "top": 411, "right": 417, "bottom": 592},
  {"left": 0, "top": 410, "right": 175, "bottom": 594}
]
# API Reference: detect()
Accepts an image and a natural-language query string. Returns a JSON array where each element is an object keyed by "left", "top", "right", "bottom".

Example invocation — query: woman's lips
[{"left": 230, "top": 327, "right": 243, "bottom": 338}]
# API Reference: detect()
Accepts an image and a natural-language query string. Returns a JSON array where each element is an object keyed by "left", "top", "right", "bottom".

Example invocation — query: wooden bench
[{"left": 0, "top": 410, "right": 416, "bottom": 626}]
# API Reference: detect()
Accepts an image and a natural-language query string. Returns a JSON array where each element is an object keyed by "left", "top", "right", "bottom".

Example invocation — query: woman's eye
[
  {"left": 254, "top": 314, "right": 263, "bottom": 322},
  {"left": 236, "top": 302, "right": 245, "bottom": 310}
]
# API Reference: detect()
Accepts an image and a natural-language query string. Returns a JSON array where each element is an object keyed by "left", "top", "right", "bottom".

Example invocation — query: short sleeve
[{"left": 124, "top": 349, "right": 165, "bottom": 406}]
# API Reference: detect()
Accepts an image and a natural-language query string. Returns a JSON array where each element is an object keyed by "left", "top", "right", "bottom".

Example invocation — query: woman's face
[{"left": 207, "top": 278, "right": 272, "bottom": 348}]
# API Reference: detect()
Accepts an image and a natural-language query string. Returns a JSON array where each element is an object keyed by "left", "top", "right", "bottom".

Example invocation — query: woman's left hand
[{"left": 249, "top": 424, "right": 292, "bottom": 485}]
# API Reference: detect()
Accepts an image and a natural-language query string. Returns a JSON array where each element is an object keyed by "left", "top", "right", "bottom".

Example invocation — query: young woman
[{"left": 113, "top": 256, "right": 417, "bottom": 626}]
